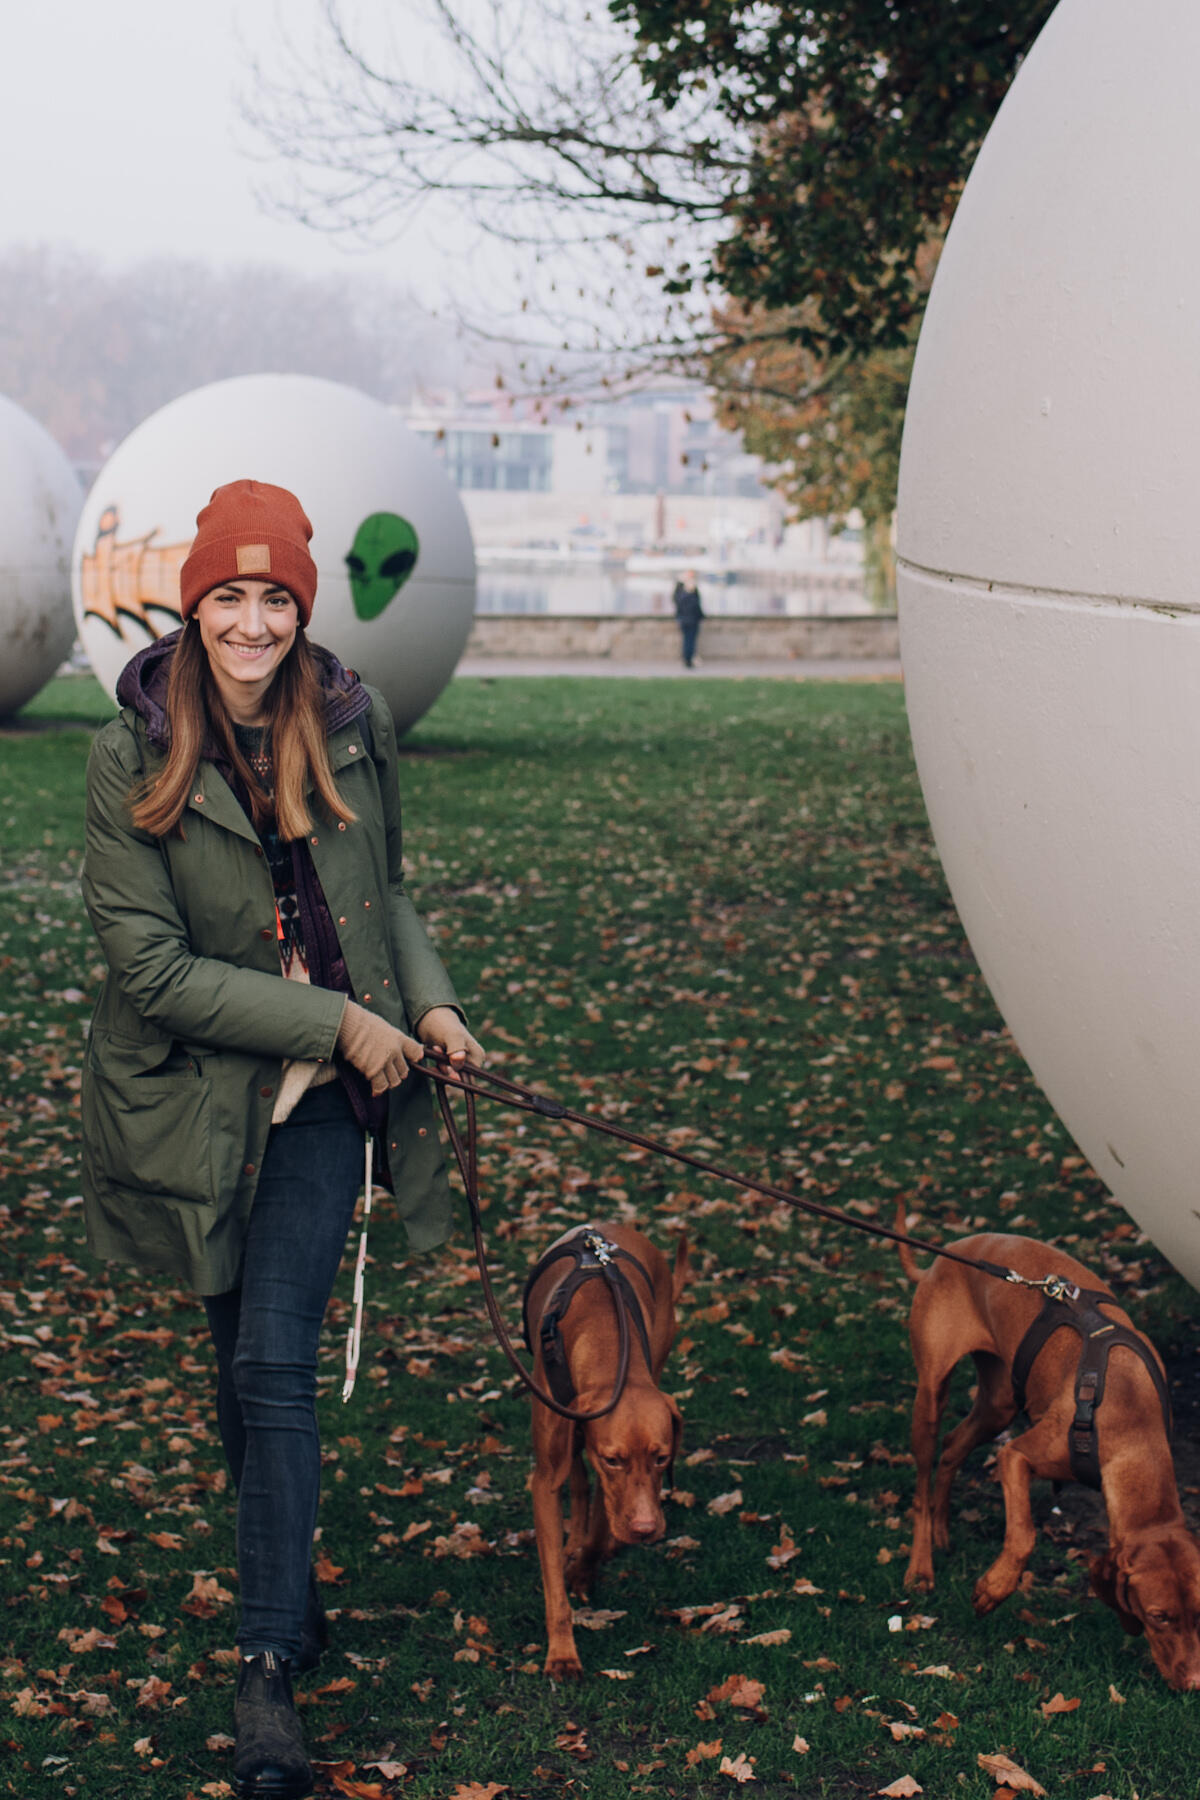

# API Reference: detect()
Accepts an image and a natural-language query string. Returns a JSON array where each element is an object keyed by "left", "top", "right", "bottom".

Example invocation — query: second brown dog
[
  {"left": 898, "top": 1214, "right": 1200, "bottom": 1690},
  {"left": 526, "top": 1221, "right": 687, "bottom": 1680}
]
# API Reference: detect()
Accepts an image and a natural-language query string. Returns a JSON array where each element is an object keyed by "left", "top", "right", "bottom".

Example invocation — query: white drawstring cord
[{"left": 342, "top": 1132, "right": 373, "bottom": 1403}]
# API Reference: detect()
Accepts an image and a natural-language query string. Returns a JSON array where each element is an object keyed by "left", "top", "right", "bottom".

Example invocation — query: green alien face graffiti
[{"left": 345, "top": 513, "right": 420, "bottom": 621}]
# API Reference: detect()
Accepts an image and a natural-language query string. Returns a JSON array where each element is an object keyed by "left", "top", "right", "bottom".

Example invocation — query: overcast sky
[{"left": 0, "top": 0, "right": 442, "bottom": 285}]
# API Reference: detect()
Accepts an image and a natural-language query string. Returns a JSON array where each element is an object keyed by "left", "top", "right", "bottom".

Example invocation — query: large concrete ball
[
  {"left": 0, "top": 395, "right": 82, "bottom": 717},
  {"left": 72, "top": 374, "right": 475, "bottom": 733},
  {"left": 897, "top": 0, "right": 1200, "bottom": 1283}
]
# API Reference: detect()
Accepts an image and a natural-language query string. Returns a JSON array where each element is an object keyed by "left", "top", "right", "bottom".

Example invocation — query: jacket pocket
[{"left": 84, "top": 1033, "right": 216, "bottom": 1206}]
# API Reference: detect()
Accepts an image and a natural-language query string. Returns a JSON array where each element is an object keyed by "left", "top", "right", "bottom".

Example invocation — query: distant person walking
[{"left": 672, "top": 570, "right": 704, "bottom": 668}]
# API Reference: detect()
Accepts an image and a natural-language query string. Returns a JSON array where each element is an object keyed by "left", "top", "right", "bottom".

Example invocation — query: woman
[{"left": 80, "top": 479, "right": 483, "bottom": 1800}]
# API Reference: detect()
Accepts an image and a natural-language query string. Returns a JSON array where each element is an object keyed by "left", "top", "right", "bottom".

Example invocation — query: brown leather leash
[
  {"left": 419, "top": 1054, "right": 1170, "bottom": 1485},
  {"left": 428, "top": 1059, "right": 641, "bottom": 1422},
  {"left": 421, "top": 1051, "right": 1044, "bottom": 1287}
]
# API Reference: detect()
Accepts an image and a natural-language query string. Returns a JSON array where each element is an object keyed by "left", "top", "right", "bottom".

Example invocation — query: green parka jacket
[{"left": 80, "top": 651, "right": 458, "bottom": 1295}]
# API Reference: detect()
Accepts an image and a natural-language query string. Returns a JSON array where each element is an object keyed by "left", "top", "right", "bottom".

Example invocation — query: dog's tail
[
  {"left": 894, "top": 1200, "right": 924, "bottom": 1284},
  {"left": 671, "top": 1235, "right": 690, "bottom": 1303}
]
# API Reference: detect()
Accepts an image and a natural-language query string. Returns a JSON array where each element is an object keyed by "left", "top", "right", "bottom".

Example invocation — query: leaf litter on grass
[{"left": 1, "top": 675, "right": 1197, "bottom": 1799}]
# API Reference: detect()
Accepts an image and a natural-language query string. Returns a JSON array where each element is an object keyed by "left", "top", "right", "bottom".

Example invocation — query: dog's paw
[
  {"left": 544, "top": 1651, "right": 584, "bottom": 1681},
  {"left": 972, "top": 1575, "right": 1005, "bottom": 1615},
  {"left": 903, "top": 1562, "right": 935, "bottom": 1594},
  {"left": 565, "top": 1553, "right": 595, "bottom": 1599}
]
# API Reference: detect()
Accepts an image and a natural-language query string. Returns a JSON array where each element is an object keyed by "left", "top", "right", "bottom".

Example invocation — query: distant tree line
[
  {"left": 252, "top": 0, "right": 1056, "bottom": 599},
  {"left": 0, "top": 245, "right": 462, "bottom": 465}
]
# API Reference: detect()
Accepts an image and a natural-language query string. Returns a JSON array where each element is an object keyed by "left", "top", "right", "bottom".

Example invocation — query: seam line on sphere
[{"left": 895, "top": 557, "right": 1200, "bottom": 619}]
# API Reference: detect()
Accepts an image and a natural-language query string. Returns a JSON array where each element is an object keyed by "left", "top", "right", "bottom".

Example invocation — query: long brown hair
[{"left": 129, "top": 621, "right": 357, "bottom": 841}]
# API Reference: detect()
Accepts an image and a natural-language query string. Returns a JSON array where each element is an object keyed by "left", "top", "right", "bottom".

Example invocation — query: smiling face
[{"left": 194, "top": 578, "right": 299, "bottom": 722}]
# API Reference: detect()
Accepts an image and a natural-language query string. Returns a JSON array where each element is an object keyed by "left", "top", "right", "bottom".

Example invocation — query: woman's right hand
[{"left": 337, "top": 1000, "right": 424, "bottom": 1095}]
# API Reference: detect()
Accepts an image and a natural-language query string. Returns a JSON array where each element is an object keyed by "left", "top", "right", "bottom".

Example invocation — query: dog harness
[
  {"left": 521, "top": 1227, "right": 656, "bottom": 1410},
  {"left": 1010, "top": 1275, "right": 1173, "bottom": 1489}
]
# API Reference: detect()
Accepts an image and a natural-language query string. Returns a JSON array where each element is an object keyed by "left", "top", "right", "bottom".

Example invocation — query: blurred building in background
[{"left": 403, "top": 384, "right": 868, "bottom": 616}]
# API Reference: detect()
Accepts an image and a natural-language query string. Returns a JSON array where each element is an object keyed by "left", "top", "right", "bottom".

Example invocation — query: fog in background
[
  {"left": 0, "top": 247, "right": 478, "bottom": 467},
  {"left": 0, "top": 1, "right": 503, "bottom": 465}
]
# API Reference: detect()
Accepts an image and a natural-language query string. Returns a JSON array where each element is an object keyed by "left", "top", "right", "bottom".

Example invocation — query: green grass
[{"left": 1, "top": 671, "right": 1196, "bottom": 1799}]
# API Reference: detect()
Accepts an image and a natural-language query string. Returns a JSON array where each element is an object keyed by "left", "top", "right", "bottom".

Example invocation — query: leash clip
[
  {"left": 583, "top": 1230, "right": 617, "bottom": 1266},
  {"left": 1040, "top": 1274, "right": 1081, "bottom": 1304}
]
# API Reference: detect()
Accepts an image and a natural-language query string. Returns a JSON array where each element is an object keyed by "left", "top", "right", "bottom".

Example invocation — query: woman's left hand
[{"left": 416, "top": 1006, "right": 487, "bottom": 1075}]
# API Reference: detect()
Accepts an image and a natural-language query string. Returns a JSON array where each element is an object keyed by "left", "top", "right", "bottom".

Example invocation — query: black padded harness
[
  {"left": 521, "top": 1227, "right": 656, "bottom": 1411},
  {"left": 1010, "top": 1276, "right": 1173, "bottom": 1489}
]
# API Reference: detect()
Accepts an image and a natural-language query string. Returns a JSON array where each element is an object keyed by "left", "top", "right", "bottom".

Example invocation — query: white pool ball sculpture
[
  {"left": 897, "top": 0, "right": 1200, "bottom": 1285},
  {"left": 72, "top": 373, "right": 476, "bottom": 734},
  {"left": 0, "top": 395, "right": 82, "bottom": 717}
]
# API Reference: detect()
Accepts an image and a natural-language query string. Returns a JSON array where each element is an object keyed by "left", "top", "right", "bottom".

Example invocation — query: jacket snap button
[
  {"left": 260, "top": 1086, "right": 273, "bottom": 1099},
  {"left": 349, "top": 745, "right": 358, "bottom": 754},
  {"left": 363, "top": 993, "right": 372, "bottom": 1003},
  {"left": 338, "top": 915, "right": 347, "bottom": 925},
  {"left": 260, "top": 927, "right": 272, "bottom": 940},
  {"left": 337, "top": 821, "right": 346, "bottom": 830},
  {"left": 418, "top": 1126, "right": 427, "bottom": 1138},
  {"left": 194, "top": 793, "right": 204, "bottom": 804},
  {"left": 311, "top": 835, "right": 319, "bottom": 846},
  {"left": 383, "top": 978, "right": 390, "bottom": 988},
  {"left": 243, "top": 1162, "right": 255, "bottom": 1176},
  {"left": 255, "top": 846, "right": 264, "bottom": 857},
  {"left": 363, "top": 900, "right": 371, "bottom": 909}
]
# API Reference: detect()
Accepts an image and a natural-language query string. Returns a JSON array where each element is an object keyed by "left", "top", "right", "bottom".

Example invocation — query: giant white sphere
[
  {"left": 72, "top": 374, "right": 475, "bottom": 733},
  {"left": 897, "top": 0, "right": 1200, "bottom": 1284},
  {"left": 0, "top": 395, "right": 82, "bottom": 717}
]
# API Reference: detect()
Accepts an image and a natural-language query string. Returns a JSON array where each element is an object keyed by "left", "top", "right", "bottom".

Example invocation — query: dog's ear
[
  {"left": 665, "top": 1393, "right": 683, "bottom": 1487},
  {"left": 671, "top": 1236, "right": 690, "bottom": 1304},
  {"left": 1089, "top": 1551, "right": 1144, "bottom": 1636}
]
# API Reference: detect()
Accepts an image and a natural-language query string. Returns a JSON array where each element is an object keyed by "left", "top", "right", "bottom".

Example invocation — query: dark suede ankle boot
[
  {"left": 233, "top": 1651, "right": 312, "bottom": 1799},
  {"left": 293, "top": 1567, "right": 329, "bottom": 1677}
]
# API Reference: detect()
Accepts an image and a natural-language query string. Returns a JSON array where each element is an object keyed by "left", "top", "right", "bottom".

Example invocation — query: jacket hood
[{"left": 115, "top": 629, "right": 371, "bottom": 751}]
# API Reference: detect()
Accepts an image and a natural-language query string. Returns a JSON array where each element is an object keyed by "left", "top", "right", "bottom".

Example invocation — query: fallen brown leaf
[
  {"left": 977, "top": 1752, "right": 1047, "bottom": 1795},
  {"left": 685, "top": 1740, "right": 723, "bottom": 1766},
  {"left": 707, "top": 1674, "right": 765, "bottom": 1710}
]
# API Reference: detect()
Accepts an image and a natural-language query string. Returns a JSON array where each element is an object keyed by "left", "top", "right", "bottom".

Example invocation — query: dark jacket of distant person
[{"left": 671, "top": 580, "right": 704, "bottom": 627}]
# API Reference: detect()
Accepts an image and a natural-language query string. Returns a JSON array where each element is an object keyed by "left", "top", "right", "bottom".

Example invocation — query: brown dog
[
  {"left": 898, "top": 1216, "right": 1200, "bottom": 1690},
  {"left": 526, "top": 1222, "right": 688, "bottom": 1680}
]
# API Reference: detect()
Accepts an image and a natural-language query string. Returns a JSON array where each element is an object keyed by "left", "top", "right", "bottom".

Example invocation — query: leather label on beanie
[{"left": 236, "top": 543, "right": 272, "bottom": 575}]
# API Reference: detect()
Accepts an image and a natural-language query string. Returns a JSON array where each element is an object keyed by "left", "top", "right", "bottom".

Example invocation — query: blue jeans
[
  {"left": 680, "top": 621, "right": 700, "bottom": 666},
  {"left": 203, "top": 1082, "right": 363, "bottom": 1658}
]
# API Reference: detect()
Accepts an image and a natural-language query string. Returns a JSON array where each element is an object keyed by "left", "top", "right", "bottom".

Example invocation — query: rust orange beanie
[{"left": 179, "top": 479, "right": 318, "bottom": 626}]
